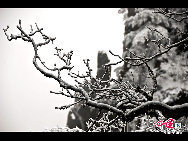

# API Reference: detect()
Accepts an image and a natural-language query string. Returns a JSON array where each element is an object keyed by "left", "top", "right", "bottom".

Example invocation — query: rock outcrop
[
  {"left": 66, "top": 8, "right": 188, "bottom": 131},
  {"left": 66, "top": 51, "right": 111, "bottom": 130}
]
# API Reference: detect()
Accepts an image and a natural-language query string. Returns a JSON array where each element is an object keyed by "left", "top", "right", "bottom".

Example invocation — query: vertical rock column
[{"left": 66, "top": 51, "right": 111, "bottom": 130}]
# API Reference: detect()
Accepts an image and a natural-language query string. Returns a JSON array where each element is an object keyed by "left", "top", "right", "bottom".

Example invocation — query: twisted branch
[{"left": 3, "top": 19, "right": 188, "bottom": 132}]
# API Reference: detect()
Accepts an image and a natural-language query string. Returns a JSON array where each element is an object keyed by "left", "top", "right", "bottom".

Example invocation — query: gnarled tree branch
[{"left": 4, "top": 14, "right": 188, "bottom": 132}]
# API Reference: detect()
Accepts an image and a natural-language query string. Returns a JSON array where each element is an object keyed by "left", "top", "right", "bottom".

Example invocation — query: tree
[{"left": 3, "top": 8, "right": 188, "bottom": 132}]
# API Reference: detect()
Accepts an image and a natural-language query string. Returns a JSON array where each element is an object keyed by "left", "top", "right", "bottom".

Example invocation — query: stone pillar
[{"left": 66, "top": 51, "right": 111, "bottom": 130}]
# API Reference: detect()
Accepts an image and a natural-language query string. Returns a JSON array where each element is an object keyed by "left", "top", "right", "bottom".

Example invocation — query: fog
[{"left": 0, "top": 8, "right": 124, "bottom": 131}]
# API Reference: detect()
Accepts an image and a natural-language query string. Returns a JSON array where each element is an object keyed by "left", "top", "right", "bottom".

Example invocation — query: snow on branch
[{"left": 3, "top": 17, "right": 188, "bottom": 132}]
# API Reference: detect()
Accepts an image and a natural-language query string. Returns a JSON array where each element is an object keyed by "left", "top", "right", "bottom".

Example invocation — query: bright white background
[{"left": 0, "top": 8, "right": 124, "bottom": 131}]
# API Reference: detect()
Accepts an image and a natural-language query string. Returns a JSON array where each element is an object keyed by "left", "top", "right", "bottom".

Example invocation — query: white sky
[{"left": 0, "top": 8, "right": 124, "bottom": 131}]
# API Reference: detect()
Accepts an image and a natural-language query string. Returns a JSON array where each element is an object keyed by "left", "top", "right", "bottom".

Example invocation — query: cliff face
[
  {"left": 119, "top": 8, "right": 188, "bottom": 103},
  {"left": 118, "top": 8, "right": 188, "bottom": 131},
  {"left": 66, "top": 8, "right": 188, "bottom": 131}
]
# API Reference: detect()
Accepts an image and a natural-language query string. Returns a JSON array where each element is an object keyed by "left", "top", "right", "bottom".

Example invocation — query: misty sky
[{"left": 0, "top": 8, "right": 124, "bottom": 131}]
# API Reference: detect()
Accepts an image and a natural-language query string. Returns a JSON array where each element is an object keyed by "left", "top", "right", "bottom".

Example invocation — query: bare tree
[{"left": 3, "top": 8, "right": 188, "bottom": 132}]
